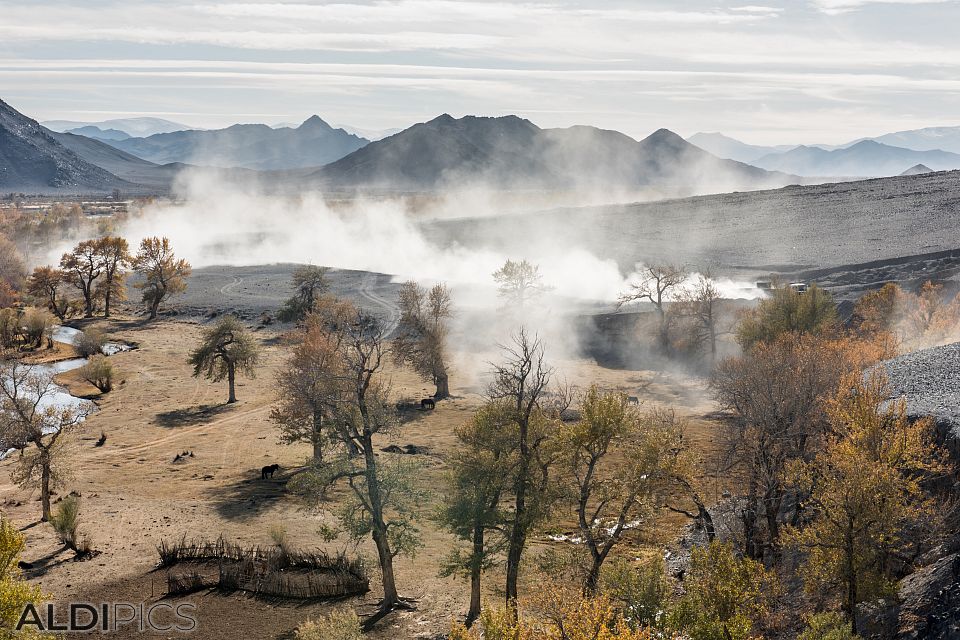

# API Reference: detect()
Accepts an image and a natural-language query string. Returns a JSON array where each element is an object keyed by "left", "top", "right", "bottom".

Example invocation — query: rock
[
  {"left": 896, "top": 553, "right": 960, "bottom": 640},
  {"left": 856, "top": 598, "right": 898, "bottom": 639}
]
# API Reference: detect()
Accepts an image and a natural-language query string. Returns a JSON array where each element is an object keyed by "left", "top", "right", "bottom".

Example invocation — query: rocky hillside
[{"left": 0, "top": 99, "right": 130, "bottom": 193}]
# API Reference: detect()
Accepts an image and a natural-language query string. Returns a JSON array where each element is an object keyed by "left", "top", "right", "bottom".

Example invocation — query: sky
[{"left": 1, "top": 0, "right": 959, "bottom": 144}]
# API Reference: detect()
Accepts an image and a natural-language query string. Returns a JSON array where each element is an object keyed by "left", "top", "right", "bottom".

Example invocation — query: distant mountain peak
[
  {"left": 298, "top": 115, "right": 334, "bottom": 131},
  {"left": 901, "top": 164, "right": 933, "bottom": 176}
]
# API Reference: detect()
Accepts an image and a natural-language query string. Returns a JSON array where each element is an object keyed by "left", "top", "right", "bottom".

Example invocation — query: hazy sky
[{"left": 2, "top": 0, "right": 959, "bottom": 144}]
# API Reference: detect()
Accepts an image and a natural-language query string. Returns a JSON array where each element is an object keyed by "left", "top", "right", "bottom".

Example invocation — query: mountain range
[
  {"left": 2, "top": 99, "right": 796, "bottom": 196},
  {"left": 43, "top": 117, "right": 190, "bottom": 137},
  {"left": 688, "top": 127, "right": 960, "bottom": 176},
  {"left": 100, "top": 117, "right": 369, "bottom": 170},
  {"left": 308, "top": 114, "right": 791, "bottom": 194},
  {"left": 750, "top": 141, "right": 960, "bottom": 177}
]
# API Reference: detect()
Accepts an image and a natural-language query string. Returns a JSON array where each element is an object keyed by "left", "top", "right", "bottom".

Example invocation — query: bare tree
[
  {"left": 188, "top": 316, "right": 261, "bottom": 404},
  {"left": 493, "top": 259, "right": 552, "bottom": 308},
  {"left": 0, "top": 356, "right": 90, "bottom": 521},
  {"left": 131, "top": 237, "right": 191, "bottom": 320},
  {"left": 675, "top": 273, "right": 723, "bottom": 363},
  {"left": 60, "top": 240, "right": 105, "bottom": 317},
  {"left": 393, "top": 281, "right": 453, "bottom": 398},
  {"left": 487, "top": 329, "right": 558, "bottom": 611},
  {"left": 618, "top": 264, "right": 687, "bottom": 351}
]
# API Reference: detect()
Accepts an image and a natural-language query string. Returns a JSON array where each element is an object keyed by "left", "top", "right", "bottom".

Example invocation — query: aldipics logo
[{"left": 16, "top": 602, "right": 198, "bottom": 633}]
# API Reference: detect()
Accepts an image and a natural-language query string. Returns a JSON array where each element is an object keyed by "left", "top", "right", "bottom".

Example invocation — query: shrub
[
  {"left": 798, "top": 612, "right": 860, "bottom": 640},
  {"left": 75, "top": 328, "right": 107, "bottom": 357},
  {"left": 0, "top": 308, "right": 18, "bottom": 348},
  {"left": 294, "top": 609, "right": 362, "bottom": 640},
  {"left": 49, "top": 495, "right": 82, "bottom": 550},
  {"left": 602, "top": 557, "right": 670, "bottom": 630},
  {"left": 22, "top": 307, "right": 54, "bottom": 349},
  {"left": 80, "top": 355, "right": 114, "bottom": 392}
]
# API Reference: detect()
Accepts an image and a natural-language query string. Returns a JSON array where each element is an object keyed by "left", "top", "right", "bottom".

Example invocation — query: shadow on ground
[{"left": 154, "top": 403, "right": 233, "bottom": 428}]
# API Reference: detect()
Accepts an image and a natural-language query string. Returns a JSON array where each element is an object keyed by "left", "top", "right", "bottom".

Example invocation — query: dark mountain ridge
[
  {"left": 0, "top": 98, "right": 131, "bottom": 193},
  {"left": 311, "top": 114, "right": 794, "bottom": 195}
]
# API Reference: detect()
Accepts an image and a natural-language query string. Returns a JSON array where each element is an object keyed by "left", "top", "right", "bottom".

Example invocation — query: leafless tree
[
  {"left": 393, "top": 281, "right": 453, "bottom": 398},
  {"left": 487, "top": 329, "right": 558, "bottom": 611},
  {"left": 0, "top": 355, "right": 90, "bottom": 521},
  {"left": 493, "top": 259, "right": 552, "bottom": 308},
  {"left": 618, "top": 264, "right": 687, "bottom": 351}
]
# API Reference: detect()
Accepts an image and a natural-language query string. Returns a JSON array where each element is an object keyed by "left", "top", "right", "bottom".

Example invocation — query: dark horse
[
  {"left": 421, "top": 398, "right": 436, "bottom": 410},
  {"left": 261, "top": 463, "right": 280, "bottom": 479}
]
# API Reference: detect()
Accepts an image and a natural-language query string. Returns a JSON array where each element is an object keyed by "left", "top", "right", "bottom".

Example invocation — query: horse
[{"left": 261, "top": 463, "right": 280, "bottom": 479}]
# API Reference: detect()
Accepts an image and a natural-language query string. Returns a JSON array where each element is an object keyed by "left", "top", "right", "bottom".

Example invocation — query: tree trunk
[
  {"left": 149, "top": 296, "right": 161, "bottom": 320},
  {"left": 227, "top": 361, "right": 237, "bottom": 403},
  {"left": 104, "top": 287, "right": 112, "bottom": 318},
  {"left": 466, "top": 524, "right": 484, "bottom": 627},
  {"left": 845, "top": 521, "right": 858, "bottom": 633},
  {"left": 505, "top": 456, "right": 528, "bottom": 612},
  {"left": 363, "top": 435, "right": 399, "bottom": 610},
  {"left": 435, "top": 372, "right": 450, "bottom": 399},
  {"left": 41, "top": 460, "right": 51, "bottom": 522},
  {"left": 585, "top": 558, "right": 603, "bottom": 595}
]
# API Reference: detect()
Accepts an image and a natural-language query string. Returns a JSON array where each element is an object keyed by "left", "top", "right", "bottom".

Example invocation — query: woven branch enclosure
[{"left": 159, "top": 535, "right": 369, "bottom": 600}]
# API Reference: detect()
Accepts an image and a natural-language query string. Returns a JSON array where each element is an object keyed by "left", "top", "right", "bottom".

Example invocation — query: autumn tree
[
  {"left": 851, "top": 282, "right": 903, "bottom": 337},
  {"left": 26, "top": 266, "right": 70, "bottom": 321},
  {"left": 0, "top": 517, "right": 46, "bottom": 630},
  {"left": 393, "top": 281, "right": 453, "bottom": 398},
  {"left": 437, "top": 402, "right": 516, "bottom": 625},
  {"left": 668, "top": 541, "right": 777, "bottom": 640},
  {"left": 272, "top": 300, "right": 352, "bottom": 461},
  {"left": 278, "top": 265, "right": 330, "bottom": 323},
  {"left": 188, "top": 316, "right": 261, "bottom": 403},
  {"left": 0, "top": 356, "right": 91, "bottom": 521},
  {"left": 559, "top": 387, "right": 686, "bottom": 593},
  {"left": 737, "top": 283, "right": 837, "bottom": 349},
  {"left": 94, "top": 235, "right": 130, "bottom": 317},
  {"left": 493, "top": 259, "right": 552, "bottom": 308},
  {"left": 131, "top": 236, "right": 191, "bottom": 320},
  {"left": 488, "top": 330, "right": 561, "bottom": 610},
  {"left": 619, "top": 264, "right": 687, "bottom": 351},
  {"left": 712, "top": 334, "right": 873, "bottom": 561},
  {"left": 0, "top": 234, "right": 26, "bottom": 306},
  {"left": 60, "top": 239, "right": 105, "bottom": 317},
  {"left": 451, "top": 584, "right": 653, "bottom": 640},
  {"left": 784, "top": 372, "right": 946, "bottom": 632},
  {"left": 289, "top": 300, "right": 421, "bottom": 617}
]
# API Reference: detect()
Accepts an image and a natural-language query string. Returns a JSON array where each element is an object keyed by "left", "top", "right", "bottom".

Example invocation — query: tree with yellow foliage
[
  {"left": 0, "top": 517, "right": 45, "bottom": 638},
  {"left": 450, "top": 585, "right": 653, "bottom": 640},
  {"left": 785, "top": 372, "right": 947, "bottom": 633}
]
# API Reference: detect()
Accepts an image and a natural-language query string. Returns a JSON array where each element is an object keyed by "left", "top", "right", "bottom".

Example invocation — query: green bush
[
  {"left": 602, "top": 556, "right": 670, "bottom": 630},
  {"left": 798, "top": 612, "right": 860, "bottom": 640},
  {"left": 294, "top": 609, "right": 362, "bottom": 640},
  {"left": 49, "top": 495, "right": 81, "bottom": 550}
]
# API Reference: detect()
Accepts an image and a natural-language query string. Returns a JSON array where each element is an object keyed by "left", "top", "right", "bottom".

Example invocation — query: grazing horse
[
  {"left": 261, "top": 463, "right": 280, "bottom": 480},
  {"left": 627, "top": 396, "right": 640, "bottom": 406},
  {"left": 421, "top": 398, "right": 436, "bottom": 410}
]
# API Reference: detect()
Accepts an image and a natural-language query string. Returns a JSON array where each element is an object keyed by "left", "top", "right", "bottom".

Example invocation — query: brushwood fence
[{"left": 158, "top": 535, "right": 369, "bottom": 600}]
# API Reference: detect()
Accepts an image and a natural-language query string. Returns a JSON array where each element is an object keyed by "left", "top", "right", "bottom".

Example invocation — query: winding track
[{"left": 358, "top": 273, "right": 400, "bottom": 337}]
